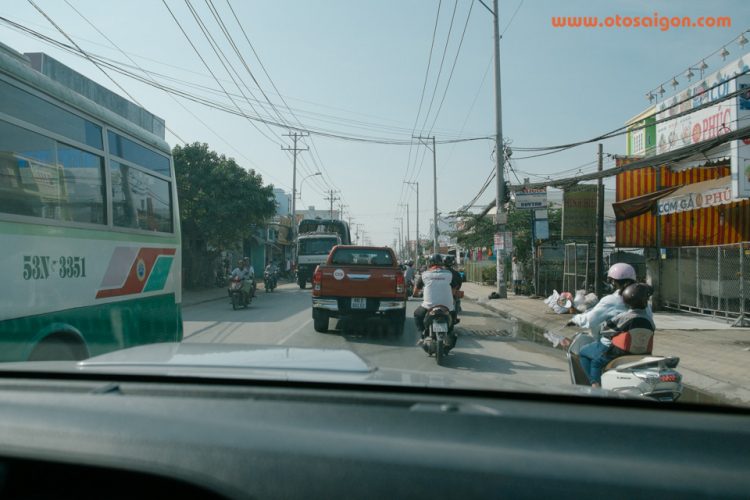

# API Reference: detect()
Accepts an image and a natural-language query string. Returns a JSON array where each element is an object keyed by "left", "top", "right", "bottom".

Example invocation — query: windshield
[
  {"left": 299, "top": 238, "right": 338, "bottom": 256},
  {"left": 1, "top": 2, "right": 749, "bottom": 411}
]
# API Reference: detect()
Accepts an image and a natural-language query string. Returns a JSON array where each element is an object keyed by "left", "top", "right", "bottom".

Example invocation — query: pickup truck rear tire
[
  {"left": 390, "top": 311, "right": 406, "bottom": 336},
  {"left": 313, "top": 310, "right": 329, "bottom": 333}
]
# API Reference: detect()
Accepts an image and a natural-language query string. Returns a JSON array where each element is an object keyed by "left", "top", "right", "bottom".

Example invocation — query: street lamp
[{"left": 298, "top": 172, "right": 321, "bottom": 198}]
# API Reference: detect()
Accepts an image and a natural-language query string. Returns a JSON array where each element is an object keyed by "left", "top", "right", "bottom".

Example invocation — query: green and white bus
[{"left": 0, "top": 44, "right": 182, "bottom": 361}]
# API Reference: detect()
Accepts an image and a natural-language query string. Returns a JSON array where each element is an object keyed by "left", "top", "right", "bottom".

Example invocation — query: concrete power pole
[
  {"left": 404, "top": 181, "right": 419, "bottom": 263},
  {"left": 491, "top": 0, "right": 507, "bottom": 298},
  {"left": 412, "top": 136, "right": 438, "bottom": 255},
  {"left": 282, "top": 132, "right": 309, "bottom": 262},
  {"left": 595, "top": 143, "right": 605, "bottom": 298},
  {"left": 324, "top": 190, "right": 340, "bottom": 219},
  {"left": 400, "top": 203, "right": 410, "bottom": 262}
]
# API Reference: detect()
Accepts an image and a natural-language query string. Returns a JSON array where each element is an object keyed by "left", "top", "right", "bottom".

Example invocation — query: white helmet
[{"left": 607, "top": 263, "right": 636, "bottom": 281}]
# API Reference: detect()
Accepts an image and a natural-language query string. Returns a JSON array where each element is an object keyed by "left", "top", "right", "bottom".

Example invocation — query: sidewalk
[{"left": 461, "top": 281, "right": 750, "bottom": 406}]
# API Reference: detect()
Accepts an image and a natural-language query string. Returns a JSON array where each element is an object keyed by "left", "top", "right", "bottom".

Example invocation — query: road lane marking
[{"left": 276, "top": 317, "right": 313, "bottom": 345}]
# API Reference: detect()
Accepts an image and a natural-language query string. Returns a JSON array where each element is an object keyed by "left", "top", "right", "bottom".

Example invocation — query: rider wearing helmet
[
  {"left": 587, "top": 283, "right": 655, "bottom": 387},
  {"left": 443, "top": 255, "right": 463, "bottom": 325},
  {"left": 244, "top": 257, "right": 257, "bottom": 298},
  {"left": 566, "top": 263, "right": 644, "bottom": 384},
  {"left": 403, "top": 259, "right": 416, "bottom": 288},
  {"left": 413, "top": 254, "right": 461, "bottom": 345},
  {"left": 230, "top": 259, "right": 253, "bottom": 305}
]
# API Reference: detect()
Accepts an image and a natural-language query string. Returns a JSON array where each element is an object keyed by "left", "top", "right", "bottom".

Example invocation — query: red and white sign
[{"left": 657, "top": 181, "right": 736, "bottom": 215}]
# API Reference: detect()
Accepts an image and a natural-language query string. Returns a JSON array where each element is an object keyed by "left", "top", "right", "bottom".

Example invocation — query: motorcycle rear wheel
[
  {"left": 436, "top": 339, "right": 445, "bottom": 366},
  {"left": 232, "top": 294, "right": 239, "bottom": 310}
]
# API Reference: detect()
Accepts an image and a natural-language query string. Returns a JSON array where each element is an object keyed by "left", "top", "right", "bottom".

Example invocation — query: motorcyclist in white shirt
[
  {"left": 414, "top": 254, "right": 461, "bottom": 345},
  {"left": 243, "top": 257, "right": 257, "bottom": 298},
  {"left": 230, "top": 259, "right": 253, "bottom": 306}
]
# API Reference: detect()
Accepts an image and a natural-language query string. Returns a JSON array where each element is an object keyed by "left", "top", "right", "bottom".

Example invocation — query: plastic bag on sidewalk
[
  {"left": 544, "top": 332, "right": 570, "bottom": 348},
  {"left": 573, "top": 290, "right": 586, "bottom": 308},
  {"left": 553, "top": 304, "right": 571, "bottom": 314},
  {"left": 575, "top": 293, "right": 599, "bottom": 313},
  {"left": 544, "top": 290, "right": 560, "bottom": 308}
]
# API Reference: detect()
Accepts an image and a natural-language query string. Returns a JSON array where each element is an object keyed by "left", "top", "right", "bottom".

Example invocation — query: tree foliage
[
  {"left": 174, "top": 142, "right": 276, "bottom": 288},
  {"left": 448, "top": 203, "right": 563, "bottom": 274}
]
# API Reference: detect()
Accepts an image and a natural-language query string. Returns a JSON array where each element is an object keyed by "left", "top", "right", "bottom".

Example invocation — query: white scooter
[{"left": 567, "top": 332, "right": 683, "bottom": 402}]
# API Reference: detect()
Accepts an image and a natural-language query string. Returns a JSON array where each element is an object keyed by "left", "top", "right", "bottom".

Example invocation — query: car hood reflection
[{"left": 0, "top": 343, "right": 625, "bottom": 398}]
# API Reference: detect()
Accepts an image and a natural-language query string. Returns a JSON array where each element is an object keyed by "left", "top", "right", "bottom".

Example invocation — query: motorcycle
[
  {"left": 420, "top": 306, "right": 456, "bottom": 366},
  {"left": 228, "top": 276, "right": 251, "bottom": 310},
  {"left": 406, "top": 280, "right": 414, "bottom": 300},
  {"left": 567, "top": 331, "right": 683, "bottom": 402},
  {"left": 215, "top": 263, "right": 230, "bottom": 288},
  {"left": 264, "top": 270, "right": 276, "bottom": 293}
]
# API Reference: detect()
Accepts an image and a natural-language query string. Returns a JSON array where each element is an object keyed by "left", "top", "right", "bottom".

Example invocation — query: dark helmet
[
  {"left": 406, "top": 260, "right": 414, "bottom": 267},
  {"left": 622, "top": 283, "right": 650, "bottom": 310},
  {"left": 443, "top": 255, "right": 455, "bottom": 267},
  {"left": 427, "top": 253, "right": 443, "bottom": 267}
]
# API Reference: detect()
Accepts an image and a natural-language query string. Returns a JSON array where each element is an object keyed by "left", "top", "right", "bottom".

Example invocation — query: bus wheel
[{"left": 27, "top": 338, "right": 81, "bottom": 362}]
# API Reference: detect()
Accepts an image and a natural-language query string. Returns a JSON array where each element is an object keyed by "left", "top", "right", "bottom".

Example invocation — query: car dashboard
[{"left": 0, "top": 374, "right": 746, "bottom": 500}]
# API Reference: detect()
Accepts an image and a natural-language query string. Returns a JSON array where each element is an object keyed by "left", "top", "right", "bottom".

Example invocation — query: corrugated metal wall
[{"left": 616, "top": 165, "right": 750, "bottom": 247}]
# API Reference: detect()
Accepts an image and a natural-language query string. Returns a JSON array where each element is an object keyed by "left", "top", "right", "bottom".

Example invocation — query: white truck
[{"left": 295, "top": 219, "right": 351, "bottom": 289}]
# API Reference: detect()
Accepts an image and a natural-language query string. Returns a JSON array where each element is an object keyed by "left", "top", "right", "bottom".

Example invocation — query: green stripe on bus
[
  {"left": 0, "top": 294, "right": 182, "bottom": 362},
  {"left": 143, "top": 256, "right": 174, "bottom": 293}
]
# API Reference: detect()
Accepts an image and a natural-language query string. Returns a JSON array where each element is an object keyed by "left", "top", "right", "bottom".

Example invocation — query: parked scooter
[
  {"left": 567, "top": 331, "right": 683, "bottom": 402},
  {"left": 264, "top": 270, "right": 276, "bottom": 293},
  {"left": 420, "top": 306, "right": 457, "bottom": 366},
  {"left": 228, "top": 276, "right": 251, "bottom": 309}
]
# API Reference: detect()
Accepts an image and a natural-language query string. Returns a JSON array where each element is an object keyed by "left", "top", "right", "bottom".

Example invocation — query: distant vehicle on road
[
  {"left": 311, "top": 246, "right": 405, "bottom": 335},
  {"left": 296, "top": 219, "right": 351, "bottom": 289}
]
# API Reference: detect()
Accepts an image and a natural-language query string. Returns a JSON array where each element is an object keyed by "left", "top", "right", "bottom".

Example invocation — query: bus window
[
  {"left": 107, "top": 131, "right": 170, "bottom": 176},
  {"left": 111, "top": 160, "right": 173, "bottom": 233}
]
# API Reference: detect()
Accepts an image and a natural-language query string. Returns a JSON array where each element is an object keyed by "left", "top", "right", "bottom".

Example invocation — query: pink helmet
[{"left": 607, "top": 263, "right": 636, "bottom": 281}]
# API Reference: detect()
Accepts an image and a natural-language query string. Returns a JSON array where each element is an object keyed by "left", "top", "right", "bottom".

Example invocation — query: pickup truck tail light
[
  {"left": 396, "top": 272, "right": 404, "bottom": 294},
  {"left": 313, "top": 270, "right": 322, "bottom": 291}
]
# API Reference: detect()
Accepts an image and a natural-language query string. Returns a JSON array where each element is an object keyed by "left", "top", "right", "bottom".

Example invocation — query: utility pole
[
  {"left": 595, "top": 143, "right": 605, "bottom": 298},
  {"left": 396, "top": 217, "right": 404, "bottom": 260},
  {"left": 479, "top": 0, "right": 507, "bottom": 297},
  {"left": 282, "top": 132, "right": 309, "bottom": 263},
  {"left": 413, "top": 136, "right": 437, "bottom": 255},
  {"left": 399, "top": 203, "right": 410, "bottom": 262},
  {"left": 324, "top": 190, "right": 339, "bottom": 219},
  {"left": 404, "top": 181, "right": 419, "bottom": 263}
]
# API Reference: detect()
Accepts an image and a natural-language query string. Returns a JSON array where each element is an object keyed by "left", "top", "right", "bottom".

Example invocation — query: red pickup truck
[{"left": 311, "top": 246, "right": 406, "bottom": 335}]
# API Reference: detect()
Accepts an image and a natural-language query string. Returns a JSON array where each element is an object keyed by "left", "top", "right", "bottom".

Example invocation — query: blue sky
[{"left": 2, "top": 0, "right": 749, "bottom": 245}]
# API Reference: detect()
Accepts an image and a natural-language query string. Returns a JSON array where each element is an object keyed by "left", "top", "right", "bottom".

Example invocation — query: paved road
[{"left": 182, "top": 282, "right": 570, "bottom": 388}]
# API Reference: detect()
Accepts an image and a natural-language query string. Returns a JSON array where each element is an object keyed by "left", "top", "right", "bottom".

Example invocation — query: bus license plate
[
  {"left": 433, "top": 323, "right": 448, "bottom": 333},
  {"left": 351, "top": 298, "right": 366, "bottom": 309}
]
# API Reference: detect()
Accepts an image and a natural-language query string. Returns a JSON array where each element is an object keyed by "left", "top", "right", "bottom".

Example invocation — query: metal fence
[
  {"left": 464, "top": 260, "right": 496, "bottom": 283},
  {"left": 661, "top": 243, "right": 748, "bottom": 322},
  {"left": 539, "top": 242, "right": 646, "bottom": 296}
]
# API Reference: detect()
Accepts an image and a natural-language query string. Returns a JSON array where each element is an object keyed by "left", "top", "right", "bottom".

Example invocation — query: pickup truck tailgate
[{"left": 318, "top": 267, "right": 398, "bottom": 298}]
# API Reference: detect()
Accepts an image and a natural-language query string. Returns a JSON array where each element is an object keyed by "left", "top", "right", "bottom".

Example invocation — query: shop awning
[
  {"left": 613, "top": 186, "right": 680, "bottom": 221},
  {"left": 656, "top": 176, "right": 734, "bottom": 216}
]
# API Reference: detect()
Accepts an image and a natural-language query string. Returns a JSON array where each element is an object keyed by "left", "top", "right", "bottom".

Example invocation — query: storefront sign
[
  {"left": 562, "top": 185, "right": 597, "bottom": 239},
  {"left": 515, "top": 188, "right": 547, "bottom": 209},
  {"left": 657, "top": 183, "right": 736, "bottom": 215},
  {"left": 535, "top": 220, "right": 550, "bottom": 240}
]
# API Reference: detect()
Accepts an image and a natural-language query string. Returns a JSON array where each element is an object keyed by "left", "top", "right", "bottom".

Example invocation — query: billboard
[
  {"left": 562, "top": 185, "right": 597, "bottom": 239},
  {"left": 650, "top": 56, "right": 750, "bottom": 197},
  {"left": 515, "top": 188, "right": 547, "bottom": 209}
]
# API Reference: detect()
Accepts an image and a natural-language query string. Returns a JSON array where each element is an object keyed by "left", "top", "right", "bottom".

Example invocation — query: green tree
[
  {"left": 448, "top": 203, "right": 562, "bottom": 284},
  {"left": 174, "top": 142, "right": 276, "bottom": 288}
]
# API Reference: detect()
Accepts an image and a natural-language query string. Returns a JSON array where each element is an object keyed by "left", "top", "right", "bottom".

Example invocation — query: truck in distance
[{"left": 295, "top": 219, "right": 351, "bottom": 289}]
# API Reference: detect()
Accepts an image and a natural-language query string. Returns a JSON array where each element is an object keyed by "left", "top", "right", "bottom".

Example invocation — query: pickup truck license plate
[
  {"left": 433, "top": 323, "right": 448, "bottom": 333},
  {"left": 351, "top": 298, "right": 366, "bottom": 309}
]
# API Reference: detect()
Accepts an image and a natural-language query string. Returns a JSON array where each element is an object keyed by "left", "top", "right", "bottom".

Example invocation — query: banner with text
[{"left": 515, "top": 188, "right": 547, "bottom": 209}]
